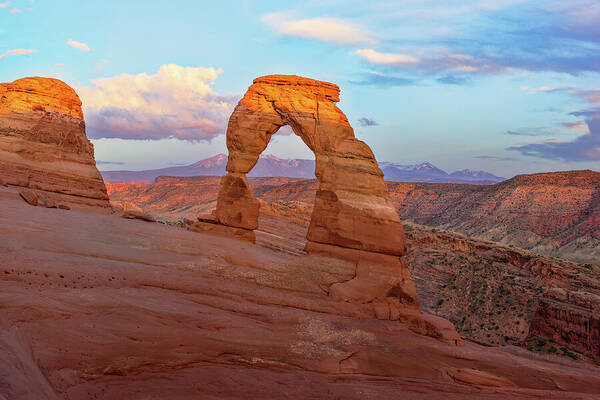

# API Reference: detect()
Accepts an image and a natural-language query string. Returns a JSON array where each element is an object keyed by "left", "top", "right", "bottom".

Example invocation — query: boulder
[
  {"left": 188, "top": 221, "right": 255, "bottom": 243},
  {"left": 0, "top": 77, "right": 109, "bottom": 205},
  {"left": 122, "top": 210, "right": 156, "bottom": 222},
  {"left": 18, "top": 189, "right": 38, "bottom": 206}
]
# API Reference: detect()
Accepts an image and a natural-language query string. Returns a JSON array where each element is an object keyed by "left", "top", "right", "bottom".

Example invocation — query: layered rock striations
[
  {"left": 0, "top": 77, "right": 108, "bottom": 205},
  {"left": 216, "top": 75, "right": 405, "bottom": 256},
  {"left": 208, "top": 75, "right": 460, "bottom": 342}
]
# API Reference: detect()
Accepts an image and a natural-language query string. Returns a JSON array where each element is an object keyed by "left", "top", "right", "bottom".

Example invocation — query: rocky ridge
[{"left": 0, "top": 77, "right": 109, "bottom": 207}]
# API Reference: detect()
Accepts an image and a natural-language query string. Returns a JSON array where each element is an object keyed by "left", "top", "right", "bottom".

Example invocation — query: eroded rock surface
[
  {"left": 0, "top": 77, "right": 109, "bottom": 206},
  {"left": 1, "top": 191, "right": 600, "bottom": 399},
  {"left": 216, "top": 75, "right": 404, "bottom": 256}
]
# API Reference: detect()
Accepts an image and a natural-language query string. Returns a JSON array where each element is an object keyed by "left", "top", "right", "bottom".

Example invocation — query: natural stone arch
[{"left": 216, "top": 75, "right": 406, "bottom": 256}]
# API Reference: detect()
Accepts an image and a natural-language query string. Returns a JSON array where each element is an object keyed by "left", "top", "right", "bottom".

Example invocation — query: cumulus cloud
[
  {"left": 67, "top": 39, "right": 90, "bottom": 51},
  {"left": 0, "top": 2, "right": 9, "bottom": 8},
  {"left": 76, "top": 64, "right": 236, "bottom": 141},
  {"left": 0, "top": 48, "right": 36, "bottom": 59},
  {"left": 10, "top": 7, "right": 19, "bottom": 13},
  {"left": 262, "top": 13, "right": 374, "bottom": 46},
  {"left": 358, "top": 117, "right": 378, "bottom": 126}
]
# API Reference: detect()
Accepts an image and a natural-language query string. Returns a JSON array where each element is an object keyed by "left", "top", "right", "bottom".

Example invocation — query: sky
[{"left": 2, "top": 0, "right": 600, "bottom": 177}]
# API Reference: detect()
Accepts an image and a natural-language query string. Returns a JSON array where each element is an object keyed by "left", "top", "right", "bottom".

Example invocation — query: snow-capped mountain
[{"left": 101, "top": 154, "right": 506, "bottom": 184}]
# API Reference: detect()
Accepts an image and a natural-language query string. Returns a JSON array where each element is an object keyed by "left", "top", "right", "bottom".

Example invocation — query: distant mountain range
[{"left": 101, "top": 154, "right": 506, "bottom": 184}]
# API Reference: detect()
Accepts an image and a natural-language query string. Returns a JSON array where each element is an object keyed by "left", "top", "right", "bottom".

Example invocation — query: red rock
[
  {"left": 188, "top": 220, "right": 255, "bottom": 243},
  {"left": 446, "top": 368, "right": 516, "bottom": 387},
  {"left": 122, "top": 210, "right": 156, "bottom": 222},
  {"left": 217, "top": 75, "right": 405, "bottom": 256},
  {"left": 18, "top": 189, "right": 38, "bottom": 206},
  {"left": 57, "top": 203, "right": 70, "bottom": 210},
  {"left": 0, "top": 77, "right": 109, "bottom": 205},
  {"left": 3, "top": 193, "right": 600, "bottom": 398},
  {"left": 0, "top": 176, "right": 6, "bottom": 187},
  {"left": 123, "top": 201, "right": 142, "bottom": 212},
  {"left": 216, "top": 173, "right": 259, "bottom": 230},
  {"left": 39, "top": 194, "right": 58, "bottom": 208},
  {"left": 197, "top": 213, "right": 217, "bottom": 224}
]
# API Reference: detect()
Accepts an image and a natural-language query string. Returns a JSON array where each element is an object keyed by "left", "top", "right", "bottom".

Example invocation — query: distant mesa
[
  {"left": 0, "top": 77, "right": 109, "bottom": 207},
  {"left": 101, "top": 154, "right": 505, "bottom": 185}
]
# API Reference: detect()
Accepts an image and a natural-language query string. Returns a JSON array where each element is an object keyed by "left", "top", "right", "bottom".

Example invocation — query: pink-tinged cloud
[
  {"left": 355, "top": 48, "right": 513, "bottom": 74},
  {"left": 0, "top": 48, "right": 36, "bottom": 59},
  {"left": 76, "top": 64, "right": 236, "bottom": 141},
  {"left": 262, "top": 13, "right": 374, "bottom": 46},
  {"left": 67, "top": 39, "right": 90, "bottom": 51},
  {"left": 562, "top": 121, "right": 589, "bottom": 133}
]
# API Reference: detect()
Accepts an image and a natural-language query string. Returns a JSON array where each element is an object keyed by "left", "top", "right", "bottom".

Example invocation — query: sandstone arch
[{"left": 216, "top": 75, "right": 406, "bottom": 255}]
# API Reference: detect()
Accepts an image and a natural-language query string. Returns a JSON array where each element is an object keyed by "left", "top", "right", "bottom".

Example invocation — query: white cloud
[
  {"left": 67, "top": 39, "right": 90, "bottom": 51},
  {"left": 355, "top": 49, "right": 419, "bottom": 65},
  {"left": 356, "top": 47, "right": 511, "bottom": 74},
  {"left": 76, "top": 64, "right": 236, "bottom": 141},
  {"left": 262, "top": 13, "right": 374, "bottom": 46},
  {"left": 0, "top": 3, "right": 10, "bottom": 8},
  {"left": 10, "top": 7, "right": 19, "bottom": 13},
  {"left": 0, "top": 48, "right": 36, "bottom": 59}
]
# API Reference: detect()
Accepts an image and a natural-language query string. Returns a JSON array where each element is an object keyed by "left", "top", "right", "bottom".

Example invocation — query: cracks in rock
[{"left": 337, "top": 351, "right": 358, "bottom": 373}]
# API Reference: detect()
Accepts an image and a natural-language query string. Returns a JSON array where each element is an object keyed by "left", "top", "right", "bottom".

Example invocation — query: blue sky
[{"left": 2, "top": 0, "right": 600, "bottom": 177}]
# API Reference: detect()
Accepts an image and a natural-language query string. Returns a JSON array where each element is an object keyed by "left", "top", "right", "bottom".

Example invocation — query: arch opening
[{"left": 216, "top": 74, "right": 406, "bottom": 256}]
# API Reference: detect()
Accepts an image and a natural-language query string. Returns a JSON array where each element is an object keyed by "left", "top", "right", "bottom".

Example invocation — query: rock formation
[
  {"left": 3, "top": 190, "right": 600, "bottom": 399},
  {"left": 0, "top": 77, "right": 109, "bottom": 206},
  {"left": 211, "top": 74, "right": 449, "bottom": 344},
  {"left": 216, "top": 75, "right": 404, "bottom": 255}
]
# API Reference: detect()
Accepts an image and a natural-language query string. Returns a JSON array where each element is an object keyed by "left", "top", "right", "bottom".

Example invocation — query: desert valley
[
  {"left": 1, "top": 72, "right": 599, "bottom": 400},
  {"left": 3, "top": 2, "right": 600, "bottom": 398}
]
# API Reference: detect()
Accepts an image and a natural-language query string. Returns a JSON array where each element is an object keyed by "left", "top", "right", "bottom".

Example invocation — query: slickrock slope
[
  {"left": 2, "top": 185, "right": 600, "bottom": 399},
  {"left": 253, "top": 209, "right": 600, "bottom": 363},
  {"left": 0, "top": 77, "right": 108, "bottom": 206}
]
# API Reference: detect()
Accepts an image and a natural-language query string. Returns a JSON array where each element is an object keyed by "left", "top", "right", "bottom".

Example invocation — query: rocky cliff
[
  {"left": 2, "top": 184, "right": 600, "bottom": 399},
  {"left": 106, "top": 170, "right": 599, "bottom": 263},
  {"left": 389, "top": 170, "right": 600, "bottom": 263},
  {"left": 0, "top": 77, "right": 108, "bottom": 205}
]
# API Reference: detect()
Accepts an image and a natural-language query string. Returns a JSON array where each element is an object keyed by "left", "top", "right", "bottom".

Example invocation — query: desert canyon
[{"left": 1, "top": 75, "right": 600, "bottom": 400}]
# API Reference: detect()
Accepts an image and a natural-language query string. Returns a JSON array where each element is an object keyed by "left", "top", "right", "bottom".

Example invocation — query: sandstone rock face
[
  {"left": 18, "top": 189, "right": 38, "bottom": 206},
  {"left": 3, "top": 193, "right": 600, "bottom": 399},
  {"left": 122, "top": 210, "right": 156, "bottom": 222},
  {"left": 0, "top": 77, "right": 109, "bottom": 205},
  {"left": 216, "top": 75, "right": 405, "bottom": 256}
]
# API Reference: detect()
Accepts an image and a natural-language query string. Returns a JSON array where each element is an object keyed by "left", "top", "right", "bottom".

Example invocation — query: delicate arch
[{"left": 216, "top": 75, "right": 406, "bottom": 256}]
